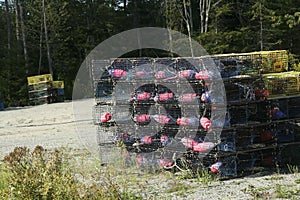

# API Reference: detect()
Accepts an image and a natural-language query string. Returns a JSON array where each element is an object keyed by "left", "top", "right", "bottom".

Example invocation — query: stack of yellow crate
[{"left": 27, "top": 74, "right": 64, "bottom": 105}]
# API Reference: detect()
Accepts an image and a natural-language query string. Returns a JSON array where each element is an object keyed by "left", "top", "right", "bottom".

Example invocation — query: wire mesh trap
[{"left": 91, "top": 52, "right": 300, "bottom": 179}]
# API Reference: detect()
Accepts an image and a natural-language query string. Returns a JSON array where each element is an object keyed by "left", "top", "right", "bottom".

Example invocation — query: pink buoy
[
  {"left": 159, "top": 92, "right": 174, "bottom": 101},
  {"left": 141, "top": 135, "right": 153, "bottom": 144},
  {"left": 136, "top": 92, "right": 151, "bottom": 101},
  {"left": 159, "top": 159, "right": 173, "bottom": 168},
  {"left": 193, "top": 142, "right": 215, "bottom": 152},
  {"left": 100, "top": 113, "right": 112, "bottom": 123},
  {"left": 110, "top": 69, "right": 127, "bottom": 77},
  {"left": 155, "top": 71, "right": 165, "bottom": 79},
  {"left": 152, "top": 114, "right": 171, "bottom": 124},
  {"left": 195, "top": 71, "right": 209, "bottom": 80},
  {"left": 181, "top": 137, "right": 199, "bottom": 149},
  {"left": 200, "top": 117, "right": 212, "bottom": 130},
  {"left": 210, "top": 162, "right": 222, "bottom": 173},
  {"left": 177, "top": 70, "right": 195, "bottom": 79},
  {"left": 179, "top": 93, "right": 197, "bottom": 102},
  {"left": 136, "top": 114, "right": 151, "bottom": 123},
  {"left": 176, "top": 117, "right": 198, "bottom": 126}
]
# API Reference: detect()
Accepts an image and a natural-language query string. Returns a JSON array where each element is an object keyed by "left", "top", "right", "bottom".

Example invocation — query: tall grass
[{"left": 0, "top": 146, "right": 141, "bottom": 200}]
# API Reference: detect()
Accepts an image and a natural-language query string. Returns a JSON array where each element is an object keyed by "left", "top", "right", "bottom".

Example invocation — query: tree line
[{"left": 0, "top": 0, "right": 299, "bottom": 106}]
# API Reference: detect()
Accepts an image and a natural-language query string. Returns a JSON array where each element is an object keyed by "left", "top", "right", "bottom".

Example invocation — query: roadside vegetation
[{"left": 1, "top": 146, "right": 300, "bottom": 199}]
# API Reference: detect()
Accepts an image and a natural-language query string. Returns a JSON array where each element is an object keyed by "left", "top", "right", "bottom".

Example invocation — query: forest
[{"left": 0, "top": 0, "right": 300, "bottom": 106}]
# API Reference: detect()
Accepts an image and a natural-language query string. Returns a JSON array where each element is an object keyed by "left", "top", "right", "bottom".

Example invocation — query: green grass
[
  {"left": 242, "top": 184, "right": 271, "bottom": 199},
  {"left": 274, "top": 184, "right": 300, "bottom": 199},
  {"left": 6, "top": 145, "right": 300, "bottom": 199}
]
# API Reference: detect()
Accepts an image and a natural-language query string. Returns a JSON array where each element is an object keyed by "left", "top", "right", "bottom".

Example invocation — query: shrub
[{"left": 1, "top": 146, "right": 141, "bottom": 200}]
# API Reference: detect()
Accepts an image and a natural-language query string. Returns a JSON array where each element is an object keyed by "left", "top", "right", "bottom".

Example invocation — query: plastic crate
[
  {"left": 27, "top": 74, "right": 53, "bottom": 85},
  {"left": 52, "top": 81, "right": 64, "bottom": 88},
  {"left": 57, "top": 88, "right": 64, "bottom": 96},
  {"left": 29, "top": 97, "right": 48, "bottom": 105},
  {"left": 29, "top": 90, "right": 49, "bottom": 99},
  {"left": 37, "top": 74, "right": 53, "bottom": 82},
  {"left": 27, "top": 76, "right": 38, "bottom": 85},
  {"left": 28, "top": 82, "right": 52, "bottom": 91}
]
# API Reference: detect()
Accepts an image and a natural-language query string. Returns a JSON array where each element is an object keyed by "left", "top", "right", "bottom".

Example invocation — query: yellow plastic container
[
  {"left": 27, "top": 76, "right": 37, "bottom": 85},
  {"left": 27, "top": 74, "right": 53, "bottom": 85},
  {"left": 52, "top": 81, "right": 64, "bottom": 88},
  {"left": 36, "top": 74, "right": 53, "bottom": 82}
]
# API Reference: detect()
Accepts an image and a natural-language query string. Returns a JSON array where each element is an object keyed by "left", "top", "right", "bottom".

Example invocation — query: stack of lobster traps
[
  {"left": 27, "top": 74, "right": 64, "bottom": 105},
  {"left": 92, "top": 50, "right": 300, "bottom": 179}
]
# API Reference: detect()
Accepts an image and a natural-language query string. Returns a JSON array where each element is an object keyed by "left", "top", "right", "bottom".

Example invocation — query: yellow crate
[
  {"left": 28, "top": 82, "right": 53, "bottom": 91},
  {"left": 27, "top": 74, "right": 53, "bottom": 85},
  {"left": 36, "top": 74, "right": 53, "bottom": 82},
  {"left": 263, "top": 72, "right": 300, "bottom": 97},
  {"left": 52, "top": 81, "right": 64, "bottom": 88},
  {"left": 27, "top": 76, "right": 37, "bottom": 85}
]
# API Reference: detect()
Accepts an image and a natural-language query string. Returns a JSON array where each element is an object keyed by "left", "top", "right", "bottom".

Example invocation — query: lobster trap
[{"left": 91, "top": 51, "right": 300, "bottom": 179}]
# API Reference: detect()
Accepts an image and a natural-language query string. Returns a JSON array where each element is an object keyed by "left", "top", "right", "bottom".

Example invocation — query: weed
[
  {"left": 242, "top": 184, "right": 270, "bottom": 199},
  {"left": 275, "top": 184, "right": 290, "bottom": 198},
  {"left": 274, "top": 184, "right": 300, "bottom": 199},
  {"left": 0, "top": 146, "right": 142, "bottom": 200},
  {"left": 175, "top": 167, "right": 215, "bottom": 186},
  {"left": 287, "top": 164, "right": 299, "bottom": 174}
]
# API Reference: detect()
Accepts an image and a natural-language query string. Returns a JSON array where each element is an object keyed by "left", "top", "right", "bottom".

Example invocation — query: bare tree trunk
[
  {"left": 123, "top": 0, "right": 127, "bottom": 10},
  {"left": 199, "top": 0, "right": 204, "bottom": 33},
  {"left": 14, "top": 0, "right": 22, "bottom": 56},
  {"left": 133, "top": 0, "right": 142, "bottom": 56},
  {"left": 5, "top": 0, "right": 11, "bottom": 100},
  {"left": 213, "top": 0, "right": 223, "bottom": 34},
  {"left": 5, "top": 0, "right": 11, "bottom": 50},
  {"left": 259, "top": 2, "right": 263, "bottom": 51},
  {"left": 19, "top": 2, "right": 29, "bottom": 75},
  {"left": 188, "top": 0, "right": 193, "bottom": 33},
  {"left": 165, "top": 0, "right": 173, "bottom": 55},
  {"left": 183, "top": 0, "right": 194, "bottom": 57},
  {"left": 38, "top": 1, "right": 43, "bottom": 74},
  {"left": 42, "top": 0, "right": 53, "bottom": 76},
  {"left": 204, "top": 0, "right": 211, "bottom": 33}
]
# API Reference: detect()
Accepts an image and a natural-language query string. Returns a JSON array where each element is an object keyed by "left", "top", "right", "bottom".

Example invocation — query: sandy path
[{"left": 0, "top": 100, "right": 98, "bottom": 158}]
